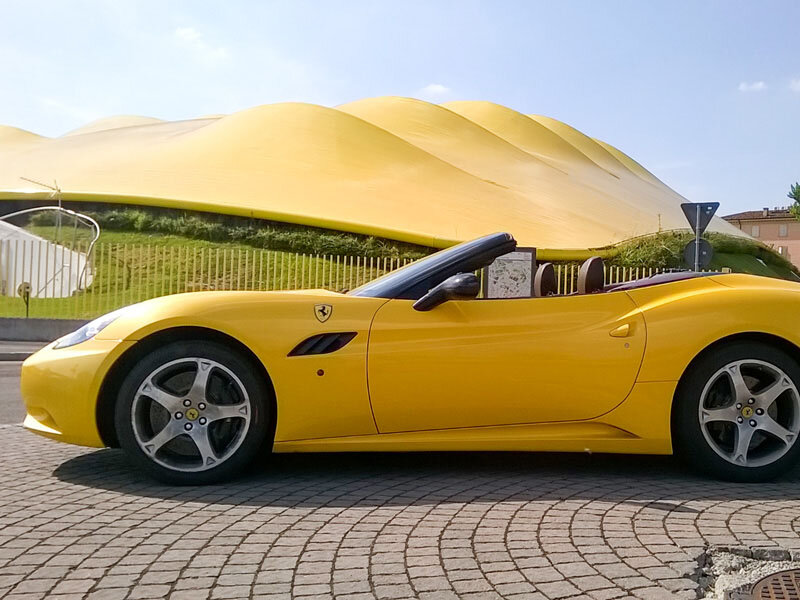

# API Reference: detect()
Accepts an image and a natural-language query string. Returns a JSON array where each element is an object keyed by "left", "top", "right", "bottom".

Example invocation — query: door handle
[{"left": 609, "top": 323, "right": 632, "bottom": 338}]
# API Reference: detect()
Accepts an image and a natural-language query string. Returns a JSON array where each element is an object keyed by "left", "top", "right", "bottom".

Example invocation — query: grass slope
[
  {"left": 0, "top": 226, "right": 404, "bottom": 319},
  {"left": 3, "top": 221, "right": 797, "bottom": 321}
]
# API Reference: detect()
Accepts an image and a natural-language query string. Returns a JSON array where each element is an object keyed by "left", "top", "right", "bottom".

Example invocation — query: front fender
[{"left": 96, "top": 291, "right": 387, "bottom": 441}]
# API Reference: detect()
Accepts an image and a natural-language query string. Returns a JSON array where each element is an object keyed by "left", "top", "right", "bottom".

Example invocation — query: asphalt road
[{"left": 0, "top": 362, "right": 25, "bottom": 424}]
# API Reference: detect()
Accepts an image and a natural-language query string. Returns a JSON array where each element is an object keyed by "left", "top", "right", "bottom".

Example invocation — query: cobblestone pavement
[{"left": 2, "top": 425, "right": 800, "bottom": 600}]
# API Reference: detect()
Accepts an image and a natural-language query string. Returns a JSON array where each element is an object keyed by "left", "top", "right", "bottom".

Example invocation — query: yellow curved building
[{"left": 0, "top": 97, "right": 741, "bottom": 249}]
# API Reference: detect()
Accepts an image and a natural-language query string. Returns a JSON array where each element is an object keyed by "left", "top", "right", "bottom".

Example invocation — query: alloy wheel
[
  {"left": 131, "top": 357, "right": 252, "bottom": 472},
  {"left": 699, "top": 359, "right": 800, "bottom": 468}
]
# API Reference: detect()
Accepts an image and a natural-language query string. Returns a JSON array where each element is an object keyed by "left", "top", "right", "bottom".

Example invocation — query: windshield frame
[{"left": 348, "top": 232, "right": 517, "bottom": 300}]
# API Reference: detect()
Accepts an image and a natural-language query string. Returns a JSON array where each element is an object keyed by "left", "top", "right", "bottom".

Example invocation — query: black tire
[
  {"left": 114, "top": 340, "right": 271, "bottom": 485},
  {"left": 673, "top": 340, "right": 800, "bottom": 482}
]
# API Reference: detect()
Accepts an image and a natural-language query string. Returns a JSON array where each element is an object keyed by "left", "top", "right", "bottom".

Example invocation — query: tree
[{"left": 790, "top": 182, "right": 800, "bottom": 219}]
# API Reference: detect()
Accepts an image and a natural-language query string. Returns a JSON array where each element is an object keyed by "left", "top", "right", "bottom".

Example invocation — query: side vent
[{"left": 288, "top": 332, "right": 358, "bottom": 357}]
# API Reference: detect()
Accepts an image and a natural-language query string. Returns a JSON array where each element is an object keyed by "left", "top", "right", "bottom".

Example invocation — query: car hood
[{"left": 94, "top": 289, "right": 384, "bottom": 343}]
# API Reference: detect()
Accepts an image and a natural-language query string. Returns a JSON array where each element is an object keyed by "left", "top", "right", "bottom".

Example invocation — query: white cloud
[
  {"left": 738, "top": 81, "right": 767, "bottom": 92},
  {"left": 416, "top": 83, "right": 452, "bottom": 101},
  {"left": 420, "top": 83, "right": 450, "bottom": 95},
  {"left": 790, "top": 79, "right": 800, "bottom": 93},
  {"left": 174, "top": 26, "right": 229, "bottom": 66}
]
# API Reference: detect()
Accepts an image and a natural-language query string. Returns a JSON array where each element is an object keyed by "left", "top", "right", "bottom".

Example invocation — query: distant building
[{"left": 723, "top": 206, "right": 800, "bottom": 267}]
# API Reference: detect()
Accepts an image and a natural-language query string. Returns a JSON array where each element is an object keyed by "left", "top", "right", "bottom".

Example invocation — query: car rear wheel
[
  {"left": 673, "top": 341, "right": 800, "bottom": 482},
  {"left": 114, "top": 340, "right": 271, "bottom": 484}
]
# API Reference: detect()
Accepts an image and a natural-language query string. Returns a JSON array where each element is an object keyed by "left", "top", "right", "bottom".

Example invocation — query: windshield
[{"left": 349, "top": 232, "right": 516, "bottom": 300}]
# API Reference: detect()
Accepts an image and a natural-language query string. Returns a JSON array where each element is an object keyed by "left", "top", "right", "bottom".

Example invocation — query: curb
[
  {"left": 0, "top": 352, "right": 33, "bottom": 362},
  {"left": 0, "top": 317, "right": 87, "bottom": 343}
]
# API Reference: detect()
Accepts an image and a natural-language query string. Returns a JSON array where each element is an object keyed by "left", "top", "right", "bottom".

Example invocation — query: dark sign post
[
  {"left": 680, "top": 202, "right": 719, "bottom": 271},
  {"left": 17, "top": 282, "right": 31, "bottom": 318}
]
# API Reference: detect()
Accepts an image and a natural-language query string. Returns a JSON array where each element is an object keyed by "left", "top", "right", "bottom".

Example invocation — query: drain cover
[{"left": 749, "top": 569, "right": 800, "bottom": 599}]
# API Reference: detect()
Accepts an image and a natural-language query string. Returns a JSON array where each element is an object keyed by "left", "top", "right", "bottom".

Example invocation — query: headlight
[{"left": 54, "top": 308, "right": 129, "bottom": 349}]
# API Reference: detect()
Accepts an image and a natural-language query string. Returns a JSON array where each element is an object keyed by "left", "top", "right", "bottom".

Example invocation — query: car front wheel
[
  {"left": 673, "top": 341, "right": 800, "bottom": 482},
  {"left": 114, "top": 340, "right": 271, "bottom": 484}
]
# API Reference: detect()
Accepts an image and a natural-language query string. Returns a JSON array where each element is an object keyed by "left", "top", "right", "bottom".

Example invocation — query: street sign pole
[{"left": 695, "top": 204, "right": 700, "bottom": 272}]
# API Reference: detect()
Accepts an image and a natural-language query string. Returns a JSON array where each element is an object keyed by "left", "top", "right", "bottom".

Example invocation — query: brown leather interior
[
  {"left": 577, "top": 257, "right": 604, "bottom": 294},
  {"left": 533, "top": 262, "right": 557, "bottom": 297}
]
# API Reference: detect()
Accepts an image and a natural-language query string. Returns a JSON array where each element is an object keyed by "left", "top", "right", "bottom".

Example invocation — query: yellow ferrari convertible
[{"left": 21, "top": 233, "right": 800, "bottom": 484}]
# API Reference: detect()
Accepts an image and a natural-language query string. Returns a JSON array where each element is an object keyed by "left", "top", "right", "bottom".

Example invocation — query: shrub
[
  {"left": 606, "top": 230, "right": 798, "bottom": 276},
  {"left": 48, "top": 207, "right": 433, "bottom": 260}
]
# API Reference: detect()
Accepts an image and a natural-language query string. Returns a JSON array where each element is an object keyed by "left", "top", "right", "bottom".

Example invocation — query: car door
[{"left": 366, "top": 290, "right": 646, "bottom": 433}]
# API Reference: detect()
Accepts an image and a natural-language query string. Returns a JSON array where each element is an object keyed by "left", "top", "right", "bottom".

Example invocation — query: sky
[{"left": 1, "top": 0, "right": 798, "bottom": 216}]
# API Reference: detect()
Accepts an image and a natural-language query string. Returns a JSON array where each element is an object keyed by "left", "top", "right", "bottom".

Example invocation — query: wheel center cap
[
  {"left": 185, "top": 408, "right": 200, "bottom": 421},
  {"left": 741, "top": 406, "right": 754, "bottom": 418}
]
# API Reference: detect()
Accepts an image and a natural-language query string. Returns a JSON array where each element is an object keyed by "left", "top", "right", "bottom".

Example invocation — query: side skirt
[{"left": 273, "top": 381, "right": 677, "bottom": 455}]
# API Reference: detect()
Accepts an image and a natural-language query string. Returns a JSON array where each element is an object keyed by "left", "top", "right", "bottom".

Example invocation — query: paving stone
[{"left": 3, "top": 425, "right": 800, "bottom": 599}]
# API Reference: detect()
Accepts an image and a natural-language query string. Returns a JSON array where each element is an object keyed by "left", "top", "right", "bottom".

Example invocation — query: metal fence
[
  {"left": 0, "top": 239, "right": 673, "bottom": 320},
  {"left": 556, "top": 263, "right": 672, "bottom": 294},
  {"left": 0, "top": 240, "right": 417, "bottom": 319}
]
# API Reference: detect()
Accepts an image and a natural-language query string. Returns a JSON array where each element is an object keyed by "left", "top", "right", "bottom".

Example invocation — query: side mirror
[{"left": 413, "top": 272, "right": 480, "bottom": 311}]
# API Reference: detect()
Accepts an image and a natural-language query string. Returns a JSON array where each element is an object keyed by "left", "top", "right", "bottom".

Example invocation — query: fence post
[
  {"left": 11, "top": 239, "right": 16, "bottom": 304},
  {"left": 80, "top": 242, "right": 89, "bottom": 316},
  {"left": 349, "top": 255, "right": 354, "bottom": 291},
  {"left": 146, "top": 244, "right": 152, "bottom": 301}
]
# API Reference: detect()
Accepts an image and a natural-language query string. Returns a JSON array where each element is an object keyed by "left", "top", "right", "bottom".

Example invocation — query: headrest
[
  {"left": 577, "top": 257, "right": 604, "bottom": 294},
  {"left": 534, "top": 263, "right": 557, "bottom": 297}
]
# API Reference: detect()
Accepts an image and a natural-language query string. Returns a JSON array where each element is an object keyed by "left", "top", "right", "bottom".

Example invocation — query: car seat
[
  {"left": 533, "top": 263, "right": 557, "bottom": 297},
  {"left": 577, "top": 257, "right": 604, "bottom": 294}
]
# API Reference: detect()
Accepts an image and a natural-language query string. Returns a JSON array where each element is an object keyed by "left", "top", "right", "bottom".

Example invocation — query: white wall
[{"left": 0, "top": 221, "right": 93, "bottom": 298}]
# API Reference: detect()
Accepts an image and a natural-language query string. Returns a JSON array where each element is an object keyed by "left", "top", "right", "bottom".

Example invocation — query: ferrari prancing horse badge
[{"left": 314, "top": 304, "right": 333, "bottom": 323}]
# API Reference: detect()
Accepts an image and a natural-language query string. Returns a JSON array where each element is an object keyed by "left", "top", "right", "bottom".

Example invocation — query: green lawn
[
  {"left": 0, "top": 227, "right": 403, "bottom": 319},
  {"left": 3, "top": 226, "right": 797, "bottom": 320}
]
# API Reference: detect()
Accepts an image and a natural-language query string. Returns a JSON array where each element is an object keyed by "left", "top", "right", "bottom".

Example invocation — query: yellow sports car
[{"left": 21, "top": 233, "right": 800, "bottom": 484}]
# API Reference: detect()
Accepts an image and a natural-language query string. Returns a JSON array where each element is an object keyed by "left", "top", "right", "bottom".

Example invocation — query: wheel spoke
[
  {"left": 756, "top": 378, "right": 791, "bottom": 408},
  {"left": 732, "top": 425, "right": 756, "bottom": 464},
  {"left": 143, "top": 421, "right": 182, "bottom": 455},
  {"left": 204, "top": 402, "right": 249, "bottom": 423},
  {"left": 189, "top": 428, "right": 218, "bottom": 466},
  {"left": 727, "top": 364, "right": 752, "bottom": 403},
  {"left": 700, "top": 405, "right": 738, "bottom": 424},
  {"left": 140, "top": 379, "right": 183, "bottom": 412},
  {"left": 758, "top": 417, "right": 796, "bottom": 446},
  {"left": 187, "top": 360, "right": 213, "bottom": 402}
]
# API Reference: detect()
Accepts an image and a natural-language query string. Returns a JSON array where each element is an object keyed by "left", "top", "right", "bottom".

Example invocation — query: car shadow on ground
[{"left": 53, "top": 448, "right": 800, "bottom": 508}]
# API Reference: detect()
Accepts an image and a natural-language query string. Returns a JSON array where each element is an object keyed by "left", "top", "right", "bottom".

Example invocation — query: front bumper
[{"left": 21, "top": 338, "right": 135, "bottom": 447}]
